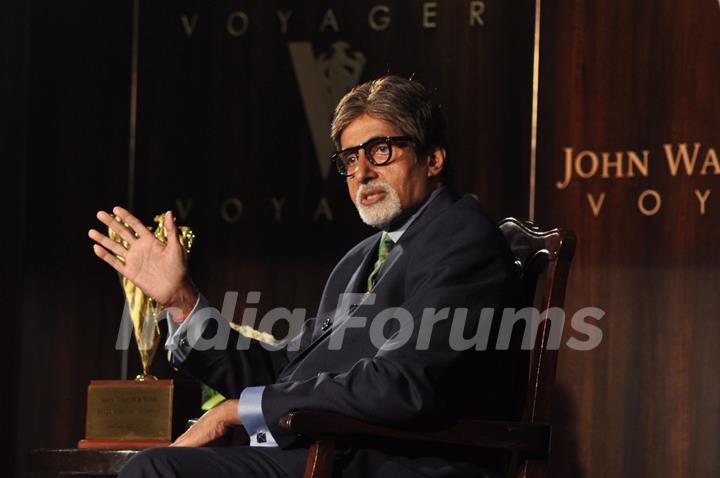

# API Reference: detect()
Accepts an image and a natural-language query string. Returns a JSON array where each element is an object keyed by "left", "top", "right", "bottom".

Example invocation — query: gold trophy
[
  {"left": 108, "top": 214, "right": 195, "bottom": 380},
  {"left": 78, "top": 214, "right": 198, "bottom": 449}
]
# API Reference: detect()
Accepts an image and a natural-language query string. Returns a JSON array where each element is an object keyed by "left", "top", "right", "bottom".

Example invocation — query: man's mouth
[{"left": 360, "top": 188, "right": 387, "bottom": 206}]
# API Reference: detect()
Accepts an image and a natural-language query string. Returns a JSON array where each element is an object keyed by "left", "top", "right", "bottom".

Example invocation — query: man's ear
[{"left": 425, "top": 147, "right": 446, "bottom": 178}]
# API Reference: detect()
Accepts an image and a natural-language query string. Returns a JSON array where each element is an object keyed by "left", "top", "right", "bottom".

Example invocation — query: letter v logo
[{"left": 288, "top": 41, "right": 366, "bottom": 180}]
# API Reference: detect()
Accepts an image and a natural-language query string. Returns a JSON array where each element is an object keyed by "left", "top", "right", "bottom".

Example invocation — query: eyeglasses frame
[{"left": 330, "top": 135, "right": 414, "bottom": 177}]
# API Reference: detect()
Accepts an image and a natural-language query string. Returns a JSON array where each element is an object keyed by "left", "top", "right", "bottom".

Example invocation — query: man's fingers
[
  {"left": 164, "top": 211, "right": 181, "bottom": 251},
  {"left": 96, "top": 210, "right": 137, "bottom": 245},
  {"left": 92, "top": 244, "right": 126, "bottom": 274},
  {"left": 169, "top": 425, "right": 202, "bottom": 447},
  {"left": 88, "top": 229, "right": 127, "bottom": 257},
  {"left": 169, "top": 408, "right": 230, "bottom": 448},
  {"left": 112, "top": 206, "right": 152, "bottom": 238},
  {"left": 170, "top": 430, "right": 196, "bottom": 447},
  {"left": 170, "top": 432, "right": 188, "bottom": 447}
]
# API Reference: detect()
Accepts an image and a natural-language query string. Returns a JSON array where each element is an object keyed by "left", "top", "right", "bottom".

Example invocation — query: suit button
[
  {"left": 321, "top": 318, "right": 332, "bottom": 331},
  {"left": 179, "top": 338, "right": 188, "bottom": 347}
]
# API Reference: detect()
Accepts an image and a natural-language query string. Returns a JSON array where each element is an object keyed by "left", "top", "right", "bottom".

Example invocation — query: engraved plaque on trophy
[{"left": 78, "top": 215, "right": 199, "bottom": 449}]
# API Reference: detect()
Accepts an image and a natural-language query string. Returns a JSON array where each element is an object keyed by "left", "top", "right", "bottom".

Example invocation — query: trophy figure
[{"left": 108, "top": 214, "right": 195, "bottom": 381}]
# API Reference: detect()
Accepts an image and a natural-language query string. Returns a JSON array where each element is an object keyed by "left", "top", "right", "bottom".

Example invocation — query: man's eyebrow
[{"left": 340, "top": 136, "right": 386, "bottom": 151}]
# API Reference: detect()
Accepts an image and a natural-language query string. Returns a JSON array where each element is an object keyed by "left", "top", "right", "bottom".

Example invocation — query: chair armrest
[{"left": 279, "top": 410, "right": 550, "bottom": 457}]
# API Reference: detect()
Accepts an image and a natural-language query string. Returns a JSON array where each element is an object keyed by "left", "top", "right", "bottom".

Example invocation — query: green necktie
[{"left": 367, "top": 233, "right": 394, "bottom": 292}]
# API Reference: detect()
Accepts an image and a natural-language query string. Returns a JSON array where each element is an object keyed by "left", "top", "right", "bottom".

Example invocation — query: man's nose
[{"left": 353, "top": 150, "right": 378, "bottom": 184}]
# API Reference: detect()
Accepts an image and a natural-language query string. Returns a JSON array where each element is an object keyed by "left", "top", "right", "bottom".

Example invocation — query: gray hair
[{"left": 330, "top": 75, "right": 447, "bottom": 155}]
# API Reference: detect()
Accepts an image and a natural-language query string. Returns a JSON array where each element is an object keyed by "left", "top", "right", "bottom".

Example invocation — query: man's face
[{"left": 340, "top": 113, "right": 435, "bottom": 229}]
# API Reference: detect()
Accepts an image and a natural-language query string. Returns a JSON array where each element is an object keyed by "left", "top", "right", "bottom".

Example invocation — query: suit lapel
[
  {"left": 392, "top": 187, "right": 457, "bottom": 247},
  {"left": 277, "top": 235, "right": 379, "bottom": 378},
  {"left": 368, "top": 242, "right": 403, "bottom": 292},
  {"left": 280, "top": 188, "right": 459, "bottom": 377},
  {"left": 365, "top": 188, "right": 456, "bottom": 292},
  {"left": 313, "top": 234, "right": 377, "bottom": 319},
  {"left": 343, "top": 239, "right": 379, "bottom": 295}
]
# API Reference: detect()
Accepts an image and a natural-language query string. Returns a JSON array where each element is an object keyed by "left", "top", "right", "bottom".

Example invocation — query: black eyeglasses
[{"left": 331, "top": 136, "right": 413, "bottom": 177}]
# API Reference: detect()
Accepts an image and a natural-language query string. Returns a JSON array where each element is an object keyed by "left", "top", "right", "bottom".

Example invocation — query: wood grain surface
[{"left": 534, "top": 1, "right": 720, "bottom": 476}]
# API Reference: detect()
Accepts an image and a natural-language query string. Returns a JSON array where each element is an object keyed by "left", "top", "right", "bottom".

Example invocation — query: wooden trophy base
[
  {"left": 78, "top": 379, "right": 199, "bottom": 449},
  {"left": 77, "top": 439, "right": 171, "bottom": 449}
]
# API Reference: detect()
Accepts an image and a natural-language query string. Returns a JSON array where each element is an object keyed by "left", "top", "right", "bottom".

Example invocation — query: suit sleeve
[
  {"left": 176, "top": 297, "right": 318, "bottom": 399},
  {"left": 261, "top": 206, "right": 522, "bottom": 448}
]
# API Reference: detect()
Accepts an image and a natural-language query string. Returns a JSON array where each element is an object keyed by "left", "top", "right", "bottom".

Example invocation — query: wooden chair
[{"left": 279, "top": 217, "right": 576, "bottom": 478}]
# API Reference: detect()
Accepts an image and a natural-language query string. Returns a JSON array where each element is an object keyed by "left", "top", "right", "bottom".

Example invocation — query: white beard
[{"left": 355, "top": 181, "right": 403, "bottom": 230}]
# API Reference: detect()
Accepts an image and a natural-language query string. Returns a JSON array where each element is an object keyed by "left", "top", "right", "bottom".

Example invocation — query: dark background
[{"left": 2, "top": 0, "right": 718, "bottom": 477}]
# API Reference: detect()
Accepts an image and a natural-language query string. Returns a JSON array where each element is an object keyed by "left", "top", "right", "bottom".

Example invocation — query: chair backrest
[{"left": 498, "top": 218, "right": 576, "bottom": 426}]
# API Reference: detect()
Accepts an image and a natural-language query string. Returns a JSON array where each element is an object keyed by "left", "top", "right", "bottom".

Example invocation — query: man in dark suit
[{"left": 89, "top": 76, "right": 523, "bottom": 477}]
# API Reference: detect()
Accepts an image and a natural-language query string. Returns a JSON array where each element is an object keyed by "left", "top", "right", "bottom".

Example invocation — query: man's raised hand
[{"left": 88, "top": 206, "right": 198, "bottom": 321}]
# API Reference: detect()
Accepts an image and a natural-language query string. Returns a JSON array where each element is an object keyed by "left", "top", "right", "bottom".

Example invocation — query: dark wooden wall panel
[
  {"left": 535, "top": 1, "right": 720, "bottom": 476},
  {"left": 1, "top": 0, "right": 31, "bottom": 475},
  {"left": 131, "top": 0, "right": 535, "bottom": 324},
  {"left": 7, "top": 1, "right": 133, "bottom": 476},
  {"left": 5, "top": 1, "right": 536, "bottom": 477}
]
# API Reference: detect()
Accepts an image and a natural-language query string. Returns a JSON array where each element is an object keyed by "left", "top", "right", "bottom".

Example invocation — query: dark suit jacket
[{"left": 180, "top": 188, "right": 525, "bottom": 476}]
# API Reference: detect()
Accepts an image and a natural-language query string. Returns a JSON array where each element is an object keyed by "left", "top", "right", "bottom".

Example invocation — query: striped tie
[{"left": 367, "top": 233, "right": 394, "bottom": 292}]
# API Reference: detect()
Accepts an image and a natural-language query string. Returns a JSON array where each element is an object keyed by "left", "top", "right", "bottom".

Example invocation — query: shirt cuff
[
  {"left": 165, "top": 295, "right": 202, "bottom": 366},
  {"left": 238, "top": 386, "right": 278, "bottom": 447}
]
